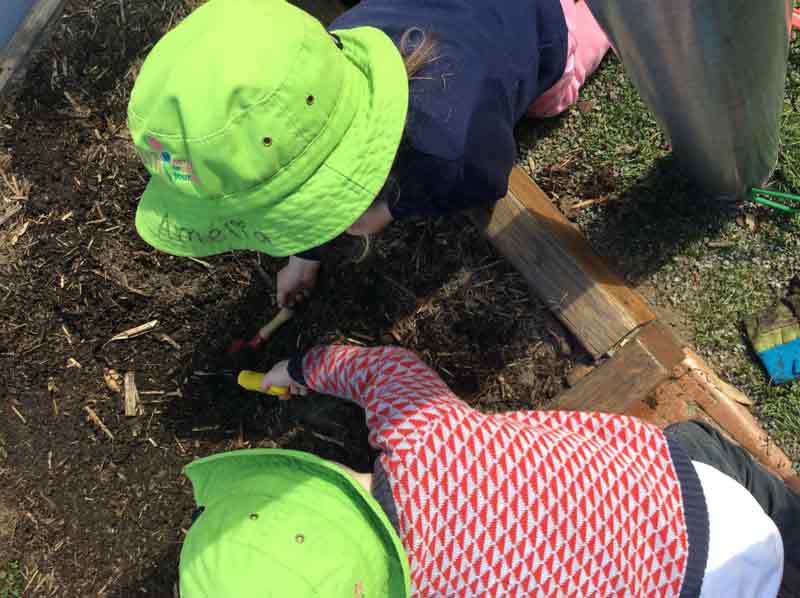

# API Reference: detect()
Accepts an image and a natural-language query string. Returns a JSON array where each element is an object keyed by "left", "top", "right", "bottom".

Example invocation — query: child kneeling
[{"left": 178, "top": 346, "right": 798, "bottom": 598}]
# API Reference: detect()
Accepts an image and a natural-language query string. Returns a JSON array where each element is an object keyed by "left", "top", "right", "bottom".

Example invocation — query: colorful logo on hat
[{"left": 140, "top": 136, "right": 200, "bottom": 184}]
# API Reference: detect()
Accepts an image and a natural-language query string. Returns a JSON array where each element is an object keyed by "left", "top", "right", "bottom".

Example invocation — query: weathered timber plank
[
  {"left": 0, "top": 0, "right": 65, "bottom": 97},
  {"left": 477, "top": 166, "right": 654, "bottom": 357},
  {"left": 555, "top": 322, "right": 676, "bottom": 416},
  {"left": 558, "top": 322, "right": 800, "bottom": 488},
  {"left": 674, "top": 351, "right": 800, "bottom": 492}
]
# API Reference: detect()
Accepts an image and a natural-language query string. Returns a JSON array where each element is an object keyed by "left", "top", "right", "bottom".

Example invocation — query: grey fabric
[{"left": 371, "top": 461, "right": 401, "bottom": 534}]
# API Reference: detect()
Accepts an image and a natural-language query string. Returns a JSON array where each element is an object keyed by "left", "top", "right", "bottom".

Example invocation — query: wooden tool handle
[{"left": 255, "top": 307, "right": 294, "bottom": 343}]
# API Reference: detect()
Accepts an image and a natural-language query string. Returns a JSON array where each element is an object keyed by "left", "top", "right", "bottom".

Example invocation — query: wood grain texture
[
  {"left": 555, "top": 322, "right": 704, "bottom": 427},
  {"left": 0, "top": 0, "right": 65, "bottom": 97},
  {"left": 678, "top": 350, "right": 800, "bottom": 492},
  {"left": 477, "top": 166, "right": 654, "bottom": 357},
  {"left": 557, "top": 323, "right": 800, "bottom": 487},
  {"left": 556, "top": 322, "right": 671, "bottom": 414}
]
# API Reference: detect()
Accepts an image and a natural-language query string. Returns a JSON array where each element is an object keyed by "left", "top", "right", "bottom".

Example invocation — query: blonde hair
[{"left": 400, "top": 27, "right": 439, "bottom": 78}]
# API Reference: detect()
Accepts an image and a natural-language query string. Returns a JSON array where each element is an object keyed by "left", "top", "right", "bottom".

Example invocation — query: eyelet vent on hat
[
  {"left": 262, "top": 137, "right": 273, "bottom": 147},
  {"left": 295, "top": 533, "right": 305, "bottom": 544},
  {"left": 306, "top": 95, "right": 315, "bottom": 106},
  {"left": 249, "top": 513, "right": 259, "bottom": 520}
]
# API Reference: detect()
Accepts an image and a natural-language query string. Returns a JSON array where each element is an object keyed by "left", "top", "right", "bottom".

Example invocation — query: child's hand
[
  {"left": 277, "top": 256, "right": 320, "bottom": 308},
  {"left": 261, "top": 359, "right": 308, "bottom": 400},
  {"left": 346, "top": 198, "right": 394, "bottom": 236}
]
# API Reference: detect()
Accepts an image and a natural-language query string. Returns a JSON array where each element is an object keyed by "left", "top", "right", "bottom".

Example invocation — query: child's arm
[{"left": 291, "top": 345, "right": 470, "bottom": 452}]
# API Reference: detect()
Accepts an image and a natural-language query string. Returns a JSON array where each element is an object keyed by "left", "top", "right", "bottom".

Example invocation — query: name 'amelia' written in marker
[{"left": 157, "top": 214, "right": 272, "bottom": 245}]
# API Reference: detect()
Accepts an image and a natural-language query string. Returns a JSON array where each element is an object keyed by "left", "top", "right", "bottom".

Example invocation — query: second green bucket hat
[
  {"left": 179, "top": 449, "right": 411, "bottom": 598},
  {"left": 128, "top": 0, "right": 409, "bottom": 257}
]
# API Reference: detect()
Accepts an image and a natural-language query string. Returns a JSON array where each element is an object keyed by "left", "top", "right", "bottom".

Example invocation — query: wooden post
[
  {"left": 475, "top": 167, "right": 655, "bottom": 358},
  {"left": 476, "top": 166, "right": 797, "bottom": 485},
  {"left": 556, "top": 321, "right": 694, "bottom": 426}
]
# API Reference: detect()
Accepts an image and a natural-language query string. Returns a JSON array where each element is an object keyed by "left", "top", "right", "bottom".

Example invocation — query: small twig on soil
[
  {"left": 63, "top": 91, "right": 91, "bottom": 118},
  {"left": 0, "top": 203, "right": 22, "bottom": 228},
  {"left": 348, "top": 332, "right": 375, "bottom": 342},
  {"left": 84, "top": 406, "right": 114, "bottom": 440},
  {"left": 91, "top": 200, "right": 105, "bottom": 221},
  {"left": 380, "top": 273, "right": 416, "bottom": 300},
  {"left": 105, "top": 320, "right": 159, "bottom": 344},
  {"left": 90, "top": 269, "right": 151, "bottom": 297},
  {"left": 123, "top": 372, "right": 143, "bottom": 417},
  {"left": 187, "top": 256, "right": 212, "bottom": 269},
  {"left": 23, "top": 569, "right": 39, "bottom": 595},
  {"left": 570, "top": 197, "right": 610, "bottom": 211},
  {"left": 0, "top": 169, "right": 31, "bottom": 201},
  {"left": 11, "top": 405, "right": 27, "bottom": 424},
  {"left": 158, "top": 334, "right": 181, "bottom": 350},
  {"left": 310, "top": 431, "right": 346, "bottom": 448},
  {"left": 706, "top": 240, "right": 735, "bottom": 249},
  {"left": 103, "top": 368, "right": 123, "bottom": 393},
  {"left": 7, "top": 220, "right": 29, "bottom": 245}
]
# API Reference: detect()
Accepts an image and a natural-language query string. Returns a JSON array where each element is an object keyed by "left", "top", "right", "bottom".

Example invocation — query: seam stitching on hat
[
  {"left": 128, "top": 16, "right": 328, "bottom": 144},
  {"left": 272, "top": 20, "right": 312, "bottom": 150},
  {"left": 197, "top": 74, "right": 353, "bottom": 202},
  {"left": 321, "top": 161, "right": 373, "bottom": 197},
  {"left": 130, "top": 31, "right": 360, "bottom": 204},
  {"left": 164, "top": 48, "right": 355, "bottom": 202}
]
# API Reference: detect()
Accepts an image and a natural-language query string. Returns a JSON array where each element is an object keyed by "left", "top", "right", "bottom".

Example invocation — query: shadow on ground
[{"left": 580, "top": 155, "right": 740, "bottom": 283}]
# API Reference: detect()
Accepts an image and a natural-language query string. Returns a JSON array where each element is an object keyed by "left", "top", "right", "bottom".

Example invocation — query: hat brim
[
  {"left": 135, "top": 26, "right": 409, "bottom": 258},
  {"left": 181, "top": 449, "right": 411, "bottom": 597}
]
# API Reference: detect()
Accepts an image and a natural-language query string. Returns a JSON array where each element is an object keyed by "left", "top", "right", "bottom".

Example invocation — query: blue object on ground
[{"left": 1, "top": 0, "right": 37, "bottom": 49}]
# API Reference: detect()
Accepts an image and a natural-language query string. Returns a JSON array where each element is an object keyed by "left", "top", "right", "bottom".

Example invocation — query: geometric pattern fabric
[{"left": 304, "top": 346, "right": 689, "bottom": 598}]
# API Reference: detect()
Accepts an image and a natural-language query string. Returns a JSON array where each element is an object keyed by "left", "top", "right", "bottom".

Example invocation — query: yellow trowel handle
[{"left": 237, "top": 371, "right": 288, "bottom": 397}]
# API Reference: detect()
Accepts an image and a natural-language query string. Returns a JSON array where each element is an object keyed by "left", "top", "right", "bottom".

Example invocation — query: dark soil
[{"left": 0, "top": 1, "right": 572, "bottom": 594}]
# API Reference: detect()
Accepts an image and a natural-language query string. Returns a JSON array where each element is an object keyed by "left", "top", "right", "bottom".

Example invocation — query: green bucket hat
[
  {"left": 128, "top": 0, "right": 408, "bottom": 257},
  {"left": 179, "top": 449, "right": 411, "bottom": 597}
]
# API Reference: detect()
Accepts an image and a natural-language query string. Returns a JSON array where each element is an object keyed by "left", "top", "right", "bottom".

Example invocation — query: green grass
[
  {"left": 0, "top": 561, "right": 23, "bottom": 598},
  {"left": 518, "top": 37, "right": 800, "bottom": 462}
]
